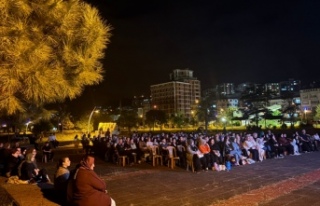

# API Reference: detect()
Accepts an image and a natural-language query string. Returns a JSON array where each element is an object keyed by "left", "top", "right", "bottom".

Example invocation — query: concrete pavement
[{"left": 2, "top": 146, "right": 320, "bottom": 206}]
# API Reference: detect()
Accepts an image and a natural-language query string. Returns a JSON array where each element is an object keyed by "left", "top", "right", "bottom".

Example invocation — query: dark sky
[{"left": 68, "top": 0, "right": 320, "bottom": 112}]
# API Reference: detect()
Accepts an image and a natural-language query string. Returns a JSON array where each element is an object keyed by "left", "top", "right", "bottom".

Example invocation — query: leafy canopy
[{"left": 0, "top": 0, "right": 111, "bottom": 114}]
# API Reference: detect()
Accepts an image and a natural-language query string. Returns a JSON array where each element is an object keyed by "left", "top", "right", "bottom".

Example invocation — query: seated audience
[
  {"left": 278, "top": 133, "right": 294, "bottom": 155},
  {"left": 186, "top": 139, "right": 203, "bottom": 173},
  {"left": 19, "top": 153, "right": 50, "bottom": 183},
  {"left": 243, "top": 135, "right": 259, "bottom": 161},
  {"left": 54, "top": 157, "right": 71, "bottom": 202},
  {"left": 4, "top": 147, "right": 21, "bottom": 177},
  {"left": 67, "top": 155, "right": 116, "bottom": 206},
  {"left": 228, "top": 137, "right": 243, "bottom": 166}
]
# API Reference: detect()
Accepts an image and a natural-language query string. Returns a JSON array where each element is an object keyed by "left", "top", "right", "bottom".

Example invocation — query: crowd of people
[
  {"left": 0, "top": 139, "right": 115, "bottom": 206},
  {"left": 79, "top": 128, "right": 320, "bottom": 173},
  {"left": 1, "top": 128, "right": 319, "bottom": 205}
]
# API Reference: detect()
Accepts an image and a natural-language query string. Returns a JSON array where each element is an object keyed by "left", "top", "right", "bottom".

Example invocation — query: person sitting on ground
[
  {"left": 19, "top": 153, "right": 50, "bottom": 183},
  {"left": 25, "top": 147, "right": 38, "bottom": 166},
  {"left": 0, "top": 142, "right": 12, "bottom": 173},
  {"left": 67, "top": 155, "right": 116, "bottom": 206},
  {"left": 54, "top": 157, "right": 71, "bottom": 202},
  {"left": 4, "top": 147, "right": 22, "bottom": 177}
]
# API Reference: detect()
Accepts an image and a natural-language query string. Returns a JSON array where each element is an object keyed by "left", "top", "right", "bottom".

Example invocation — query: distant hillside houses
[{"left": 202, "top": 79, "right": 320, "bottom": 124}]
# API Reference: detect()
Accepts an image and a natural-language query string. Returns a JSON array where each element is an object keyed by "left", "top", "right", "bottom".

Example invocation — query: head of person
[
  {"left": 26, "top": 153, "right": 35, "bottom": 163},
  {"left": 188, "top": 139, "right": 194, "bottom": 146},
  {"left": 11, "top": 147, "right": 21, "bottom": 157},
  {"left": 81, "top": 155, "right": 95, "bottom": 170},
  {"left": 26, "top": 147, "right": 37, "bottom": 158},
  {"left": 58, "top": 157, "right": 71, "bottom": 169}
]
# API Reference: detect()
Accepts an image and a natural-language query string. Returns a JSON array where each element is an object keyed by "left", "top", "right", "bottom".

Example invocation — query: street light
[
  {"left": 87, "top": 106, "right": 100, "bottom": 134},
  {"left": 304, "top": 108, "right": 307, "bottom": 120},
  {"left": 25, "top": 121, "right": 32, "bottom": 133},
  {"left": 221, "top": 117, "right": 227, "bottom": 133}
]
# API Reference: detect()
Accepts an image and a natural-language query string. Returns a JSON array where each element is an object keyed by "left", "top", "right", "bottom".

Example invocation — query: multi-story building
[
  {"left": 150, "top": 69, "right": 201, "bottom": 119},
  {"left": 300, "top": 88, "right": 320, "bottom": 118},
  {"left": 216, "top": 83, "right": 235, "bottom": 96},
  {"left": 236, "top": 82, "right": 255, "bottom": 95},
  {"left": 265, "top": 83, "right": 280, "bottom": 96},
  {"left": 133, "top": 96, "right": 151, "bottom": 124},
  {"left": 279, "top": 79, "right": 301, "bottom": 96}
]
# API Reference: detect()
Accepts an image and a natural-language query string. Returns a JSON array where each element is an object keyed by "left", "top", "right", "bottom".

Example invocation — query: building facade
[
  {"left": 300, "top": 88, "right": 320, "bottom": 118},
  {"left": 150, "top": 69, "right": 201, "bottom": 119}
]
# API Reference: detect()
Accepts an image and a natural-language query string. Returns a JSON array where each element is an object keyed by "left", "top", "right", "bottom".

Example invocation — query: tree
[
  {"left": 171, "top": 113, "right": 185, "bottom": 129},
  {"left": 145, "top": 110, "right": 167, "bottom": 130},
  {"left": 314, "top": 104, "right": 320, "bottom": 122},
  {"left": 197, "top": 95, "right": 216, "bottom": 132},
  {"left": 0, "top": 0, "right": 111, "bottom": 114},
  {"left": 116, "top": 110, "right": 138, "bottom": 133},
  {"left": 74, "top": 115, "right": 89, "bottom": 132},
  {"left": 282, "top": 104, "right": 299, "bottom": 129},
  {"left": 32, "top": 119, "right": 54, "bottom": 135}
]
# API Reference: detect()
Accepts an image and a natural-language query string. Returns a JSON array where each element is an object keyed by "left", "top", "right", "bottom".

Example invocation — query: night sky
[{"left": 68, "top": 0, "right": 320, "bottom": 112}]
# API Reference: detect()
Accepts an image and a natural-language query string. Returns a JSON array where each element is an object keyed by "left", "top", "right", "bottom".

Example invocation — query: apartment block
[{"left": 150, "top": 69, "right": 201, "bottom": 119}]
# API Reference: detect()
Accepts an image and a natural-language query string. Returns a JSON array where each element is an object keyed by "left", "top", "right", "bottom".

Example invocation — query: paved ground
[{"left": 2, "top": 144, "right": 320, "bottom": 206}]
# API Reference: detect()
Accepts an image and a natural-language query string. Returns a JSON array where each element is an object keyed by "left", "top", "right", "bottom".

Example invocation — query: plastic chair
[
  {"left": 118, "top": 155, "right": 129, "bottom": 167},
  {"left": 186, "top": 153, "right": 195, "bottom": 172},
  {"left": 151, "top": 146, "right": 163, "bottom": 166},
  {"left": 132, "top": 153, "right": 137, "bottom": 164},
  {"left": 167, "top": 146, "right": 180, "bottom": 169}
]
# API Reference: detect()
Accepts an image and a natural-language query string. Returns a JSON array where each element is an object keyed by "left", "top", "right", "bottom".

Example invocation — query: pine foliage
[{"left": 0, "top": 0, "right": 111, "bottom": 114}]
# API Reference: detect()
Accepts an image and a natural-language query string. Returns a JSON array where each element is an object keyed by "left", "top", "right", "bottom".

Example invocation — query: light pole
[
  {"left": 304, "top": 108, "right": 307, "bottom": 121},
  {"left": 87, "top": 106, "right": 99, "bottom": 134},
  {"left": 221, "top": 117, "right": 227, "bottom": 133},
  {"left": 25, "top": 121, "right": 32, "bottom": 133}
]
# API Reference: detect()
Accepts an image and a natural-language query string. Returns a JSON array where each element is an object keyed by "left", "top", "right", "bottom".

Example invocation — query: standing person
[
  {"left": 74, "top": 135, "right": 80, "bottom": 154},
  {"left": 54, "top": 157, "right": 71, "bottom": 203},
  {"left": 49, "top": 133, "right": 58, "bottom": 148},
  {"left": 42, "top": 142, "right": 54, "bottom": 163},
  {"left": 67, "top": 155, "right": 116, "bottom": 206}
]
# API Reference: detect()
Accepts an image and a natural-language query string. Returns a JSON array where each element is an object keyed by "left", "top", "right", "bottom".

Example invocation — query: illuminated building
[{"left": 150, "top": 69, "right": 201, "bottom": 118}]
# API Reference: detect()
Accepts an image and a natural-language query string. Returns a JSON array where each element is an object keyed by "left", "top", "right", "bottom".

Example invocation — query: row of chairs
[{"left": 117, "top": 146, "right": 182, "bottom": 169}]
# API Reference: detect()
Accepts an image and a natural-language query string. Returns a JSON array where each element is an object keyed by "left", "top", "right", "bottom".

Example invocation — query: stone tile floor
[{"left": 2, "top": 146, "right": 320, "bottom": 206}]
